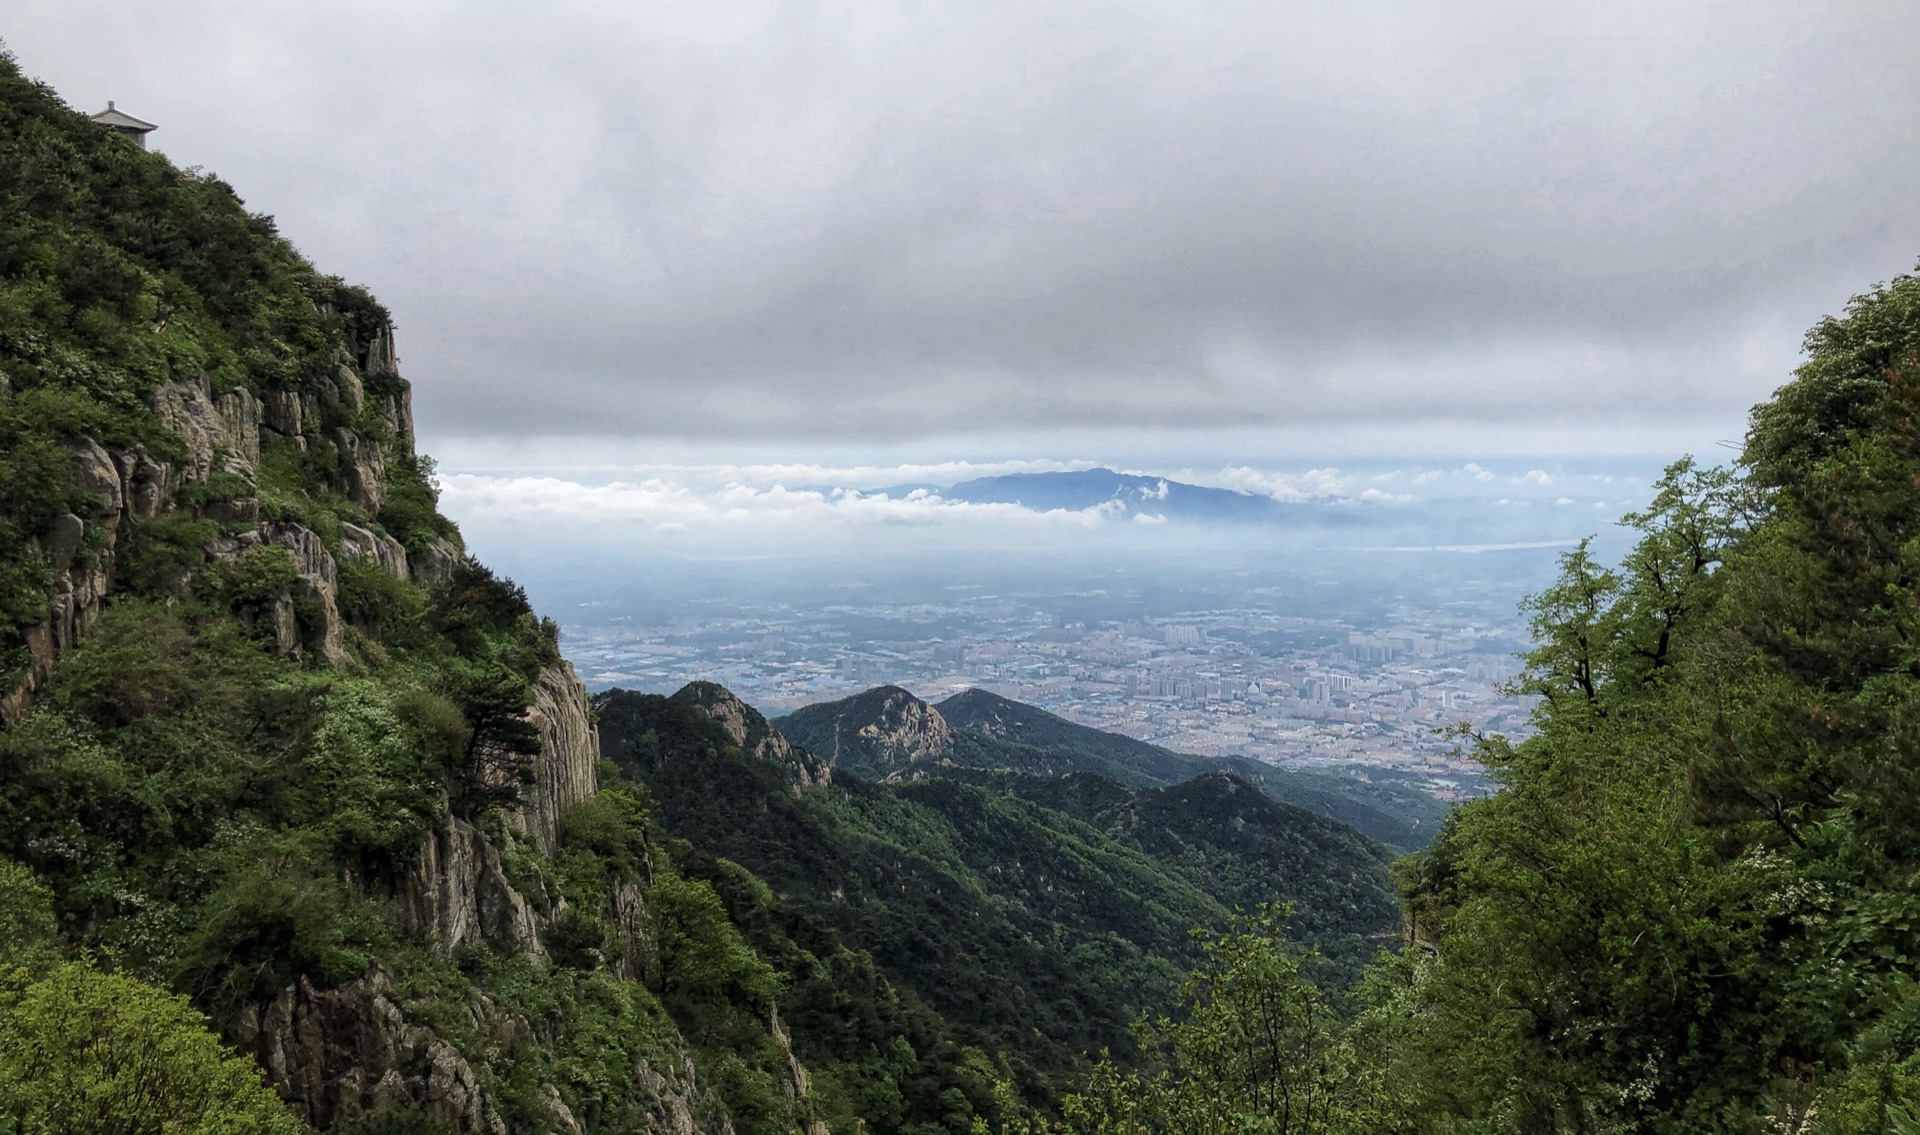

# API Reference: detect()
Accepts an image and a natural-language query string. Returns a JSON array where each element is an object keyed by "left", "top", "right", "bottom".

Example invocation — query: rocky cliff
[
  {"left": 2, "top": 353, "right": 434, "bottom": 720},
  {"left": 0, "top": 59, "right": 827, "bottom": 1135},
  {"left": 518, "top": 660, "right": 603, "bottom": 854}
]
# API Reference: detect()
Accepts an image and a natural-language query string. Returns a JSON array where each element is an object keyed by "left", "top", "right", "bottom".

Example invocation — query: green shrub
[
  {"left": 0, "top": 960, "right": 300, "bottom": 1134},
  {"left": 111, "top": 510, "right": 220, "bottom": 599},
  {"left": 336, "top": 554, "right": 424, "bottom": 645},
  {"left": 177, "top": 470, "right": 253, "bottom": 509},
  {"left": 180, "top": 861, "right": 373, "bottom": 1009},
  {"left": 0, "top": 859, "right": 57, "bottom": 970},
  {"left": 560, "top": 786, "right": 653, "bottom": 882},
  {"left": 377, "top": 454, "right": 460, "bottom": 555},
  {"left": 651, "top": 872, "right": 780, "bottom": 1012}
]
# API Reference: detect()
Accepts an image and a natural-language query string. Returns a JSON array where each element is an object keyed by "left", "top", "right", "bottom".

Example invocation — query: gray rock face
[
  {"left": 365, "top": 324, "right": 399, "bottom": 378},
  {"left": 514, "top": 661, "right": 602, "bottom": 856},
  {"left": 609, "top": 878, "right": 656, "bottom": 982},
  {"left": 151, "top": 376, "right": 261, "bottom": 480},
  {"left": 856, "top": 689, "right": 952, "bottom": 768},
  {"left": 231, "top": 966, "right": 731, "bottom": 1135},
  {"left": 335, "top": 364, "right": 366, "bottom": 414},
  {"left": 262, "top": 390, "right": 304, "bottom": 440},
  {"left": 200, "top": 522, "right": 344, "bottom": 668},
  {"left": 2, "top": 329, "right": 419, "bottom": 719},
  {"left": 398, "top": 811, "right": 546, "bottom": 958},
  {"left": 675, "top": 681, "right": 832, "bottom": 792},
  {"left": 633, "top": 1054, "right": 730, "bottom": 1135},
  {"left": 778, "top": 686, "right": 953, "bottom": 781},
  {"left": 269, "top": 524, "right": 349, "bottom": 667},
  {"left": 411, "top": 536, "right": 464, "bottom": 584},
  {"left": 229, "top": 971, "right": 517, "bottom": 1134},
  {"left": 334, "top": 427, "right": 388, "bottom": 514},
  {"left": 339, "top": 522, "right": 410, "bottom": 581},
  {"left": 2, "top": 442, "right": 129, "bottom": 722}
]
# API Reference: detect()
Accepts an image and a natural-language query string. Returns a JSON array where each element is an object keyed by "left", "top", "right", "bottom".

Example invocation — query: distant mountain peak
[
  {"left": 772, "top": 685, "right": 952, "bottom": 777},
  {"left": 672, "top": 680, "right": 798, "bottom": 765},
  {"left": 600, "top": 684, "right": 830, "bottom": 791}
]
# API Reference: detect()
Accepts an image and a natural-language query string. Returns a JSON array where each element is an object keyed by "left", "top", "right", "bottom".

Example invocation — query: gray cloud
[{"left": 9, "top": 1, "right": 1919, "bottom": 441}]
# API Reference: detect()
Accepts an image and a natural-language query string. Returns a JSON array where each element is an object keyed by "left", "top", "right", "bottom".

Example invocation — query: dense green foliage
[
  {"left": 1062, "top": 906, "right": 1349, "bottom": 1135},
  {"left": 597, "top": 686, "right": 1397, "bottom": 1122},
  {"left": 0, "top": 855, "right": 296, "bottom": 1134},
  {"left": 0, "top": 959, "right": 302, "bottom": 1135}
]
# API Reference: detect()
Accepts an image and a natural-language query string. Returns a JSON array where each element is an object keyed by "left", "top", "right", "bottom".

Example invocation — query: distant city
[{"left": 538, "top": 546, "right": 1565, "bottom": 802}]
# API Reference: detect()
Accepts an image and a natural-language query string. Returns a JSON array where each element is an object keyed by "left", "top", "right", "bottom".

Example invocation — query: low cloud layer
[
  {"left": 11, "top": 2, "right": 1918, "bottom": 442},
  {"left": 438, "top": 458, "right": 1652, "bottom": 566}
]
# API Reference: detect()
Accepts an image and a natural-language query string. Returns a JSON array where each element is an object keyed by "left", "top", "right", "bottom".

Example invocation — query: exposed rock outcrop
[
  {"left": 411, "top": 536, "right": 464, "bottom": 584},
  {"left": 853, "top": 688, "right": 952, "bottom": 767},
  {"left": 398, "top": 811, "right": 546, "bottom": 958},
  {"left": 774, "top": 686, "right": 951, "bottom": 780},
  {"left": 334, "top": 426, "right": 388, "bottom": 514},
  {"left": 674, "top": 681, "right": 831, "bottom": 791},
  {"left": 339, "top": 522, "right": 410, "bottom": 581},
  {"left": 4, "top": 442, "right": 134, "bottom": 721},
  {"left": 608, "top": 878, "right": 656, "bottom": 983},
  {"left": 515, "top": 661, "right": 602, "bottom": 856},
  {"left": 152, "top": 375, "right": 262, "bottom": 480},
  {"left": 2, "top": 329, "right": 420, "bottom": 721},
  {"left": 269, "top": 524, "right": 349, "bottom": 667},
  {"left": 632, "top": 1053, "right": 730, "bottom": 1135},
  {"left": 230, "top": 970, "right": 517, "bottom": 1134},
  {"left": 262, "top": 390, "right": 306, "bottom": 444}
]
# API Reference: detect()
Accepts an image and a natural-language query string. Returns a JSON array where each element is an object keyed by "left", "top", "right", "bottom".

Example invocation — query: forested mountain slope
[
  {"left": 0, "top": 55, "right": 834, "bottom": 1134},
  {"left": 598, "top": 684, "right": 1398, "bottom": 1108}
]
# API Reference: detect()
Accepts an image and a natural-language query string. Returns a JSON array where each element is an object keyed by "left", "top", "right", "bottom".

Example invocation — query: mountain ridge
[{"left": 777, "top": 683, "right": 1445, "bottom": 849}]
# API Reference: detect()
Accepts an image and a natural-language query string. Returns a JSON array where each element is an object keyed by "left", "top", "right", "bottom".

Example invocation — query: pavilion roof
[{"left": 90, "top": 103, "right": 157, "bottom": 132}]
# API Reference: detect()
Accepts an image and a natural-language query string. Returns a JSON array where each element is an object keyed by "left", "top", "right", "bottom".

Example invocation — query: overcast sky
[{"left": 8, "top": 1, "right": 1919, "bottom": 461}]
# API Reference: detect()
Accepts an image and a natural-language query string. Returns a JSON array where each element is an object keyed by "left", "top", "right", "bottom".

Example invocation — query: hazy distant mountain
[{"left": 881, "top": 468, "right": 1354, "bottom": 524}]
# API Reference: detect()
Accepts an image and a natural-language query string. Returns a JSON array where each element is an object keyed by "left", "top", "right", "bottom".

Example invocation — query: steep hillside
[
  {"left": 936, "top": 687, "right": 1204, "bottom": 784},
  {"left": 0, "top": 57, "right": 828, "bottom": 1135},
  {"left": 603, "top": 683, "right": 1399, "bottom": 1106},
  {"left": 943, "top": 767, "right": 1396, "bottom": 942}
]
